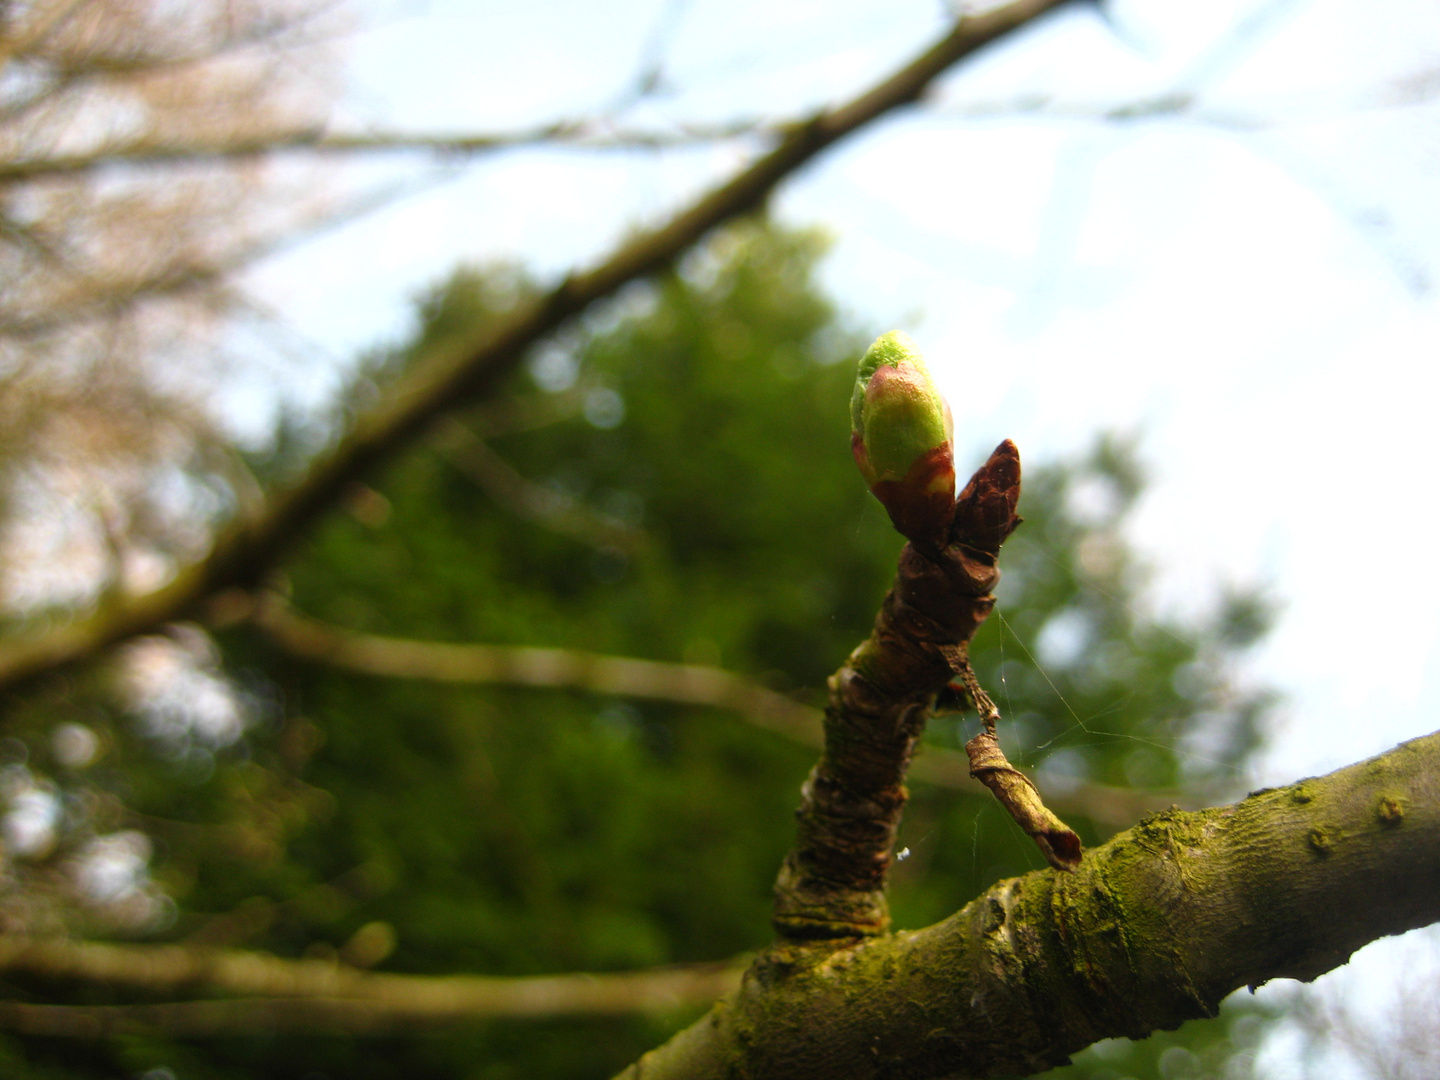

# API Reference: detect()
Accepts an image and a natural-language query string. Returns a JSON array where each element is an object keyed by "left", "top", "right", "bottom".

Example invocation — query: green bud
[{"left": 850, "top": 331, "right": 955, "bottom": 545}]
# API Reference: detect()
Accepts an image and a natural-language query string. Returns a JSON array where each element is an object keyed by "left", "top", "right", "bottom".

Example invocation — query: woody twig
[
  {"left": 945, "top": 644, "right": 1081, "bottom": 871},
  {"left": 772, "top": 334, "right": 1080, "bottom": 943}
]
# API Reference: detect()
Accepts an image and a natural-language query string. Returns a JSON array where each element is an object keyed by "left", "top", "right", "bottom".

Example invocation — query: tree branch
[
  {"left": 247, "top": 595, "right": 1179, "bottom": 830},
  {"left": 250, "top": 593, "right": 815, "bottom": 731},
  {"left": 428, "top": 417, "right": 648, "bottom": 555},
  {"left": 0, "top": 0, "right": 1070, "bottom": 698},
  {"left": 0, "top": 121, "right": 765, "bottom": 184},
  {"left": 0, "top": 939, "right": 741, "bottom": 1033},
  {"left": 618, "top": 729, "right": 1440, "bottom": 1080},
  {"left": 773, "top": 441, "right": 1053, "bottom": 940}
]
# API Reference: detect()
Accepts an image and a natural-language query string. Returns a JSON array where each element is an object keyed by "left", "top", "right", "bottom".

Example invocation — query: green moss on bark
[{"left": 619, "top": 731, "right": 1440, "bottom": 1080}]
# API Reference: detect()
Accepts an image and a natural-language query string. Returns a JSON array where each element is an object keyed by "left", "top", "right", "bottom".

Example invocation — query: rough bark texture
[
  {"left": 772, "top": 442, "right": 1023, "bottom": 940},
  {"left": 619, "top": 729, "right": 1440, "bottom": 1080}
]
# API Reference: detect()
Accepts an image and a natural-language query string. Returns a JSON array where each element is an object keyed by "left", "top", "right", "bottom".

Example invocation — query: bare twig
[
  {"left": 772, "top": 441, "right": 1030, "bottom": 939},
  {"left": 0, "top": 938, "right": 743, "bottom": 1033},
  {"left": 248, "top": 595, "right": 1186, "bottom": 830},
  {"left": 429, "top": 418, "right": 648, "bottom": 554},
  {"left": 0, "top": 121, "right": 766, "bottom": 184},
  {"left": 909, "top": 748, "right": 1190, "bottom": 827},
  {"left": 945, "top": 644, "right": 1081, "bottom": 870},
  {"left": 249, "top": 595, "right": 819, "bottom": 739},
  {"left": 465, "top": 386, "right": 589, "bottom": 439},
  {"left": 0, "top": 0, "right": 1070, "bottom": 698}
]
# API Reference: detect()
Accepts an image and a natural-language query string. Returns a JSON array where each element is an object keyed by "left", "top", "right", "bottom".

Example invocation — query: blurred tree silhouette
[
  {"left": 0, "top": 0, "right": 342, "bottom": 617},
  {"left": 0, "top": 219, "right": 1277, "bottom": 1078}
]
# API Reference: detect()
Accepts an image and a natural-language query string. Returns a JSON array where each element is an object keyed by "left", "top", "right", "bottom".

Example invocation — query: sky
[{"left": 244, "top": 1, "right": 1440, "bottom": 1072}]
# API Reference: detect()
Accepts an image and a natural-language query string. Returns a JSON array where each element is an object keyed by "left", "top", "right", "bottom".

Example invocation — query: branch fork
[{"left": 773, "top": 438, "right": 1079, "bottom": 942}]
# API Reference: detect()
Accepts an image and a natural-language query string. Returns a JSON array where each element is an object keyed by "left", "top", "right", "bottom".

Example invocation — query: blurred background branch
[
  {"left": 250, "top": 593, "right": 1190, "bottom": 830},
  {"left": 0, "top": 119, "right": 772, "bottom": 183},
  {"left": 0, "top": 0, "right": 1069, "bottom": 697},
  {"left": 428, "top": 418, "right": 651, "bottom": 554},
  {"left": 0, "top": 937, "right": 744, "bottom": 1031}
]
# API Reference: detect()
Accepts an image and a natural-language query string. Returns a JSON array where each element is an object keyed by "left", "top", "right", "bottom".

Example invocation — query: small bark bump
[{"left": 1377, "top": 795, "right": 1404, "bottom": 826}]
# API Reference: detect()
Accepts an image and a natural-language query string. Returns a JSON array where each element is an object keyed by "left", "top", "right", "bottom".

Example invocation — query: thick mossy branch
[
  {"left": 622, "top": 730, "right": 1440, "bottom": 1080},
  {"left": 772, "top": 442, "right": 1024, "bottom": 940}
]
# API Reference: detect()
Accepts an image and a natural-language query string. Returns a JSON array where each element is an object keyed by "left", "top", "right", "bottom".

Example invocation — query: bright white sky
[{"left": 247, "top": 1, "right": 1440, "bottom": 1071}]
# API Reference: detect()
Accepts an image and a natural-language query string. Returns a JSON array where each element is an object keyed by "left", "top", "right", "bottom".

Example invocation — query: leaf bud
[{"left": 850, "top": 331, "right": 956, "bottom": 545}]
